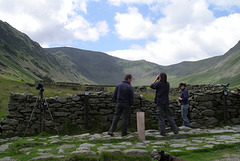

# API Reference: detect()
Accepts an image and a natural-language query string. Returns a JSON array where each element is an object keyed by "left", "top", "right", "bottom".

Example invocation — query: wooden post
[
  {"left": 137, "top": 112, "right": 145, "bottom": 141},
  {"left": 223, "top": 94, "right": 227, "bottom": 124},
  {"left": 84, "top": 91, "right": 89, "bottom": 129}
]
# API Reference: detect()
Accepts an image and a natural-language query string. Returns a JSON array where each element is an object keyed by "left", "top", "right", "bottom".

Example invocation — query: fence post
[
  {"left": 137, "top": 112, "right": 145, "bottom": 141},
  {"left": 84, "top": 91, "right": 89, "bottom": 129}
]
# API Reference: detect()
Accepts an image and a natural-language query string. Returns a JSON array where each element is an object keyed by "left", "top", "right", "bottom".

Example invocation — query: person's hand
[
  {"left": 178, "top": 97, "right": 182, "bottom": 100},
  {"left": 156, "top": 75, "right": 159, "bottom": 80}
]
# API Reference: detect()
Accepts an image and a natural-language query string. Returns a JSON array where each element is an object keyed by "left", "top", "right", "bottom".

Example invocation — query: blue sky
[{"left": 0, "top": 0, "right": 240, "bottom": 65}]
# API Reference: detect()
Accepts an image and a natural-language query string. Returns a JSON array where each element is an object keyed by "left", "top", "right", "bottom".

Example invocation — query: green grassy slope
[
  {"left": 167, "top": 41, "right": 240, "bottom": 87},
  {"left": 0, "top": 19, "right": 239, "bottom": 87},
  {"left": 0, "top": 20, "right": 80, "bottom": 83}
]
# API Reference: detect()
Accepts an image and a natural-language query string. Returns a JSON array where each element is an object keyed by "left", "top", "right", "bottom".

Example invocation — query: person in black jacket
[
  {"left": 150, "top": 73, "right": 178, "bottom": 136},
  {"left": 178, "top": 83, "right": 191, "bottom": 127},
  {"left": 108, "top": 74, "right": 134, "bottom": 137}
]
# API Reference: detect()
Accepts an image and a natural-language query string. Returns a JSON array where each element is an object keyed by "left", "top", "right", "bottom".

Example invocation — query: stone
[
  {"left": 151, "top": 141, "right": 166, "bottom": 145},
  {"left": 112, "top": 145, "right": 126, "bottom": 149},
  {"left": 170, "top": 150, "right": 183, "bottom": 152},
  {"left": 56, "top": 97, "right": 67, "bottom": 103},
  {"left": 192, "top": 140, "right": 203, "bottom": 143},
  {"left": 170, "top": 144, "right": 187, "bottom": 148},
  {"left": 0, "top": 157, "right": 17, "bottom": 161},
  {"left": 118, "top": 142, "right": 132, "bottom": 146},
  {"left": 186, "top": 147, "right": 203, "bottom": 151},
  {"left": 72, "top": 150, "right": 96, "bottom": 155},
  {"left": 202, "top": 109, "right": 215, "bottom": 116},
  {"left": 38, "top": 149, "right": 51, "bottom": 152},
  {"left": 231, "top": 118, "right": 240, "bottom": 124},
  {"left": 203, "top": 145, "right": 214, "bottom": 148},
  {"left": 99, "top": 149, "right": 122, "bottom": 154},
  {"left": 30, "top": 154, "right": 65, "bottom": 160},
  {"left": 80, "top": 143, "right": 96, "bottom": 147},
  {"left": 123, "top": 149, "right": 148, "bottom": 156},
  {"left": 19, "top": 147, "right": 34, "bottom": 151},
  {"left": 57, "top": 144, "right": 76, "bottom": 149},
  {"left": 206, "top": 117, "right": 218, "bottom": 125},
  {"left": 0, "top": 144, "right": 9, "bottom": 152}
]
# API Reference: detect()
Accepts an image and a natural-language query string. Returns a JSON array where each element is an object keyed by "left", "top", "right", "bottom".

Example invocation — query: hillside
[
  {"left": 0, "top": 19, "right": 239, "bottom": 87},
  {"left": 0, "top": 20, "right": 75, "bottom": 83},
  {"left": 166, "top": 41, "right": 240, "bottom": 87}
]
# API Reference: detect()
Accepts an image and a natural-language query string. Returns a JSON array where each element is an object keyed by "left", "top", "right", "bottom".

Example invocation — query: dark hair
[
  {"left": 124, "top": 74, "right": 132, "bottom": 81},
  {"left": 160, "top": 73, "right": 167, "bottom": 83},
  {"left": 179, "top": 83, "right": 186, "bottom": 88},
  {"left": 160, "top": 73, "right": 167, "bottom": 91}
]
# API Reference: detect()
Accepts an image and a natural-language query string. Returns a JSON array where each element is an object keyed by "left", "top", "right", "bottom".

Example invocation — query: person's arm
[
  {"left": 182, "top": 90, "right": 189, "bottom": 101},
  {"left": 113, "top": 86, "right": 118, "bottom": 102},
  {"left": 129, "top": 87, "right": 134, "bottom": 106},
  {"left": 150, "top": 75, "right": 159, "bottom": 89}
]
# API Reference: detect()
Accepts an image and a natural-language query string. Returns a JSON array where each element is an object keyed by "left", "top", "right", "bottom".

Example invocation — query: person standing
[
  {"left": 150, "top": 73, "right": 178, "bottom": 136},
  {"left": 108, "top": 74, "right": 134, "bottom": 137},
  {"left": 178, "top": 83, "right": 191, "bottom": 127}
]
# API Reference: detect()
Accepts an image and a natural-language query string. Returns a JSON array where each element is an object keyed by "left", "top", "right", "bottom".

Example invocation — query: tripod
[{"left": 24, "top": 88, "right": 59, "bottom": 137}]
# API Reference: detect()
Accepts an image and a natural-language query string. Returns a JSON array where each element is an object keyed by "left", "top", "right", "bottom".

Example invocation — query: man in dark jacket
[
  {"left": 108, "top": 74, "right": 134, "bottom": 136},
  {"left": 178, "top": 83, "right": 191, "bottom": 127}
]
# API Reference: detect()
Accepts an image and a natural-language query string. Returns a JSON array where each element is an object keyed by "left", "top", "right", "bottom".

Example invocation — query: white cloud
[
  {"left": 0, "top": 0, "right": 109, "bottom": 46},
  {"left": 108, "top": 0, "right": 240, "bottom": 65},
  {"left": 108, "top": 0, "right": 168, "bottom": 6},
  {"left": 114, "top": 7, "right": 155, "bottom": 40}
]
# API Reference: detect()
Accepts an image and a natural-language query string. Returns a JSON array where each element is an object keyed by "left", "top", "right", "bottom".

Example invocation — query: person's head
[
  {"left": 179, "top": 83, "right": 186, "bottom": 90},
  {"left": 159, "top": 73, "right": 167, "bottom": 83},
  {"left": 124, "top": 74, "right": 132, "bottom": 83}
]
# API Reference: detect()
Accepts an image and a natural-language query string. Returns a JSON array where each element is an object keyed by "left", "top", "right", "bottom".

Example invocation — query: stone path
[{"left": 0, "top": 125, "right": 240, "bottom": 161}]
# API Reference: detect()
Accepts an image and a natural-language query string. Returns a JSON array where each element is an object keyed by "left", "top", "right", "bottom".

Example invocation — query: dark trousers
[
  {"left": 109, "top": 103, "right": 130, "bottom": 135},
  {"left": 157, "top": 104, "right": 178, "bottom": 134}
]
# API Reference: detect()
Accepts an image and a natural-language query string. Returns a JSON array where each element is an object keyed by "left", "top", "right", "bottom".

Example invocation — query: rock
[
  {"left": 0, "top": 144, "right": 9, "bottom": 152},
  {"left": 30, "top": 154, "right": 65, "bottom": 160},
  {"left": 170, "top": 144, "right": 187, "bottom": 148},
  {"left": 79, "top": 143, "right": 96, "bottom": 147},
  {"left": 0, "top": 157, "right": 17, "bottom": 161},
  {"left": 123, "top": 149, "right": 148, "bottom": 156},
  {"left": 203, "top": 145, "right": 214, "bottom": 148},
  {"left": 99, "top": 149, "right": 122, "bottom": 154},
  {"left": 57, "top": 144, "right": 76, "bottom": 149},
  {"left": 186, "top": 147, "right": 203, "bottom": 151},
  {"left": 202, "top": 109, "right": 215, "bottom": 116},
  {"left": 72, "top": 150, "right": 96, "bottom": 155}
]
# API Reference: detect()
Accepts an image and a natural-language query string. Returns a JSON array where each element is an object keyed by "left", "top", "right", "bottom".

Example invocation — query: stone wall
[{"left": 1, "top": 88, "right": 240, "bottom": 135}]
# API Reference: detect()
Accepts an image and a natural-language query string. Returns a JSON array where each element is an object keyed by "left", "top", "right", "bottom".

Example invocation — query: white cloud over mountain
[{"left": 0, "top": 0, "right": 240, "bottom": 65}]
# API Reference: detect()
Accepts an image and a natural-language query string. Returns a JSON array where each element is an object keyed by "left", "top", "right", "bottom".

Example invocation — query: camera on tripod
[
  {"left": 221, "top": 83, "right": 230, "bottom": 88},
  {"left": 36, "top": 81, "right": 44, "bottom": 92}
]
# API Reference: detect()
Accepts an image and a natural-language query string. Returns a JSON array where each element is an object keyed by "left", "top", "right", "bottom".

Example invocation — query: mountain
[
  {"left": 166, "top": 41, "right": 240, "bottom": 87},
  {"left": 0, "top": 19, "right": 239, "bottom": 87},
  {"left": 0, "top": 20, "right": 77, "bottom": 83},
  {"left": 45, "top": 47, "right": 165, "bottom": 85}
]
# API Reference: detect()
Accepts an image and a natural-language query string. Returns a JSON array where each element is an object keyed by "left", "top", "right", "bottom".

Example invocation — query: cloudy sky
[{"left": 0, "top": 0, "right": 240, "bottom": 65}]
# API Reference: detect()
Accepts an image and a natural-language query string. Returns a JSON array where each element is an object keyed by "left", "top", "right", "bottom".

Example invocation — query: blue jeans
[{"left": 181, "top": 104, "right": 190, "bottom": 127}]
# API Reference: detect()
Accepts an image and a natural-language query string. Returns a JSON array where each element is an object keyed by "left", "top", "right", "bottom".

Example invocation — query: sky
[{"left": 0, "top": 0, "right": 240, "bottom": 65}]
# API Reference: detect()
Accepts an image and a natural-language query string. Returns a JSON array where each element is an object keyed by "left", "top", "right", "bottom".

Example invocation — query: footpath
[{"left": 0, "top": 125, "right": 240, "bottom": 161}]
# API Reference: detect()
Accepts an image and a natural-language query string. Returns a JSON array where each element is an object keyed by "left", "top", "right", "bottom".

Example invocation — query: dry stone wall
[{"left": 1, "top": 87, "right": 240, "bottom": 135}]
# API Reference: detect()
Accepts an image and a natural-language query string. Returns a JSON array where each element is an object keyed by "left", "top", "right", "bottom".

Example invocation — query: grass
[
  {"left": 0, "top": 77, "right": 84, "bottom": 119},
  {"left": 1, "top": 131, "right": 240, "bottom": 161}
]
